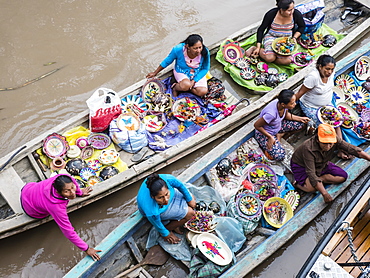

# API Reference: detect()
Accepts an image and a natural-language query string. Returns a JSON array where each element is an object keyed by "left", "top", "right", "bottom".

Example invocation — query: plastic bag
[
  {"left": 296, "top": 0, "right": 325, "bottom": 34},
  {"left": 109, "top": 116, "right": 148, "bottom": 153},
  {"left": 86, "top": 88, "right": 121, "bottom": 132},
  {"left": 215, "top": 217, "right": 246, "bottom": 253}
]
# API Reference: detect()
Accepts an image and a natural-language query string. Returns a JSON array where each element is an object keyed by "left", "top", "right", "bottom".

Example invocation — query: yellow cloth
[{"left": 37, "top": 126, "right": 128, "bottom": 180}]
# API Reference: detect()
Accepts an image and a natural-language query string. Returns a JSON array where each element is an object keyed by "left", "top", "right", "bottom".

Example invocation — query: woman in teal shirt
[
  {"left": 146, "top": 34, "right": 210, "bottom": 97},
  {"left": 137, "top": 173, "right": 196, "bottom": 244}
]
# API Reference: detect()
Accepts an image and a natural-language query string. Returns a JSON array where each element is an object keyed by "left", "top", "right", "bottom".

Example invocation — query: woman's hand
[
  {"left": 299, "top": 116, "right": 311, "bottom": 123},
  {"left": 251, "top": 47, "right": 260, "bottom": 58},
  {"left": 86, "top": 247, "right": 102, "bottom": 261},
  {"left": 146, "top": 72, "right": 157, "bottom": 79},
  {"left": 267, "top": 136, "right": 276, "bottom": 150},
  {"left": 163, "top": 232, "right": 181, "bottom": 244},
  {"left": 188, "top": 198, "right": 196, "bottom": 209},
  {"left": 190, "top": 79, "right": 196, "bottom": 89},
  {"left": 81, "top": 187, "right": 93, "bottom": 197}
]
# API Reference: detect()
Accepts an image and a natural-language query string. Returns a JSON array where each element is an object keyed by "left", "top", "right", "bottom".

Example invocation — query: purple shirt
[
  {"left": 20, "top": 174, "right": 88, "bottom": 251},
  {"left": 259, "top": 99, "right": 287, "bottom": 135}
]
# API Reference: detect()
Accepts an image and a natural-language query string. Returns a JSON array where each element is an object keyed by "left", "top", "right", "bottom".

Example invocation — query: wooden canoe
[
  {"left": 1, "top": 0, "right": 369, "bottom": 241},
  {"left": 64, "top": 43, "right": 370, "bottom": 278}
]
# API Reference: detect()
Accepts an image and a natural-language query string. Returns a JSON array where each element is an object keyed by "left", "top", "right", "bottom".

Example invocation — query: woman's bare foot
[
  {"left": 245, "top": 46, "right": 257, "bottom": 57},
  {"left": 171, "top": 83, "right": 179, "bottom": 97},
  {"left": 173, "top": 227, "right": 184, "bottom": 235}
]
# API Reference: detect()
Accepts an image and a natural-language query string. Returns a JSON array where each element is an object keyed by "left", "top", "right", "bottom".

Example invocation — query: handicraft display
[
  {"left": 234, "top": 58, "right": 250, "bottom": 69},
  {"left": 345, "top": 87, "right": 370, "bottom": 105},
  {"left": 172, "top": 97, "right": 201, "bottom": 121},
  {"left": 87, "top": 133, "right": 111, "bottom": 149},
  {"left": 335, "top": 74, "right": 355, "bottom": 92},
  {"left": 272, "top": 37, "right": 296, "bottom": 55},
  {"left": 197, "top": 232, "right": 233, "bottom": 266},
  {"left": 235, "top": 192, "right": 263, "bottom": 221},
  {"left": 337, "top": 102, "right": 359, "bottom": 129},
  {"left": 43, "top": 133, "right": 69, "bottom": 159},
  {"left": 292, "top": 52, "right": 314, "bottom": 67},
  {"left": 185, "top": 210, "right": 217, "bottom": 233},
  {"left": 99, "top": 149, "right": 119, "bottom": 165},
  {"left": 263, "top": 197, "right": 293, "bottom": 228},
  {"left": 247, "top": 164, "right": 277, "bottom": 184},
  {"left": 283, "top": 190, "right": 300, "bottom": 211},
  {"left": 142, "top": 79, "right": 172, "bottom": 112},
  {"left": 121, "top": 95, "right": 147, "bottom": 116},
  {"left": 240, "top": 68, "right": 256, "bottom": 80},
  {"left": 355, "top": 56, "right": 370, "bottom": 80},
  {"left": 317, "top": 105, "right": 343, "bottom": 127},
  {"left": 222, "top": 40, "right": 245, "bottom": 64}
]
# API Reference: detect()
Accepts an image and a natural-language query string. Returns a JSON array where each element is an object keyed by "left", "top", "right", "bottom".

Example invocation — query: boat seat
[{"left": 0, "top": 167, "right": 25, "bottom": 214}]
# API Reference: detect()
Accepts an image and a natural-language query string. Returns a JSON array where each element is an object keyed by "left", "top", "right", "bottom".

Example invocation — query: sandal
[{"left": 131, "top": 146, "right": 149, "bottom": 162}]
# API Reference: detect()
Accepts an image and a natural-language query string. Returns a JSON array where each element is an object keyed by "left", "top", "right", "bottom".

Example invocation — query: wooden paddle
[{"left": 115, "top": 245, "right": 169, "bottom": 278}]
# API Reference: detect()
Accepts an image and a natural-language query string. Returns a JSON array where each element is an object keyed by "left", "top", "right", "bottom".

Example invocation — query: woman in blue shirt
[
  {"left": 137, "top": 173, "right": 196, "bottom": 244},
  {"left": 146, "top": 34, "right": 210, "bottom": 97}
]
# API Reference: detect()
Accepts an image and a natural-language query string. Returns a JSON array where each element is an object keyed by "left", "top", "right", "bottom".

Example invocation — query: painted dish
[
  {"left": 353, "top": 118, "right": 370, "bottom": 140},
  {"left": 235, "top": 192, "right": 262, "bottom": 220},
  {"left": 65, "top": 158, "right": 87, "bottom": 176},
  {"left": 240, "top": 68, "right": 256, "bottom": 80},
  {"left": 335, "top": 74, "right": 355, "bottom": 92},
  {"left": 191, "top": 234, "right": 200, "bottom": 248},
  {"left": 354, "top": 56, "right": 370, "bottom": 80},
  {"left": 256, "top": 61, "right": 268, "bottom": 73},
  {"left": 141, "top": 78, "right": 166, "bottom": 99},
  {"left": 172, "top": 97, "right": 201, "bottom": 121},
  {"left": 86, "top": 175, "right": 102, "bottom": 187},
  {"left": 346, "top": 86, "right": 370, "bottom": 105},
  {"left": 337, "top": 102, "right": 359, "bottom": 129},
  {"left": 86, "top": 159, "right": 103, "bottom": 172},
  {"left": 283, "top": 190, "right": 300, "bottom": 211},
  {"left": 43, "top": 133, "right": 69, "bottom": 159},
  {"left": 247, "top": 163, "right": 277, "bottom": 184},
  {"left": 254, "top": 179, "right": 279, "bottom": 201},
  {"left": 332, "top": 86, "right": 346, "bottom": 105},
  {"left": 277, "top": 73, "right": 288, "bottom": 82},
  {"left": 197, "top": 232, "right": 233, "bottom": 266},
  {"left": 66, "top": 145, "right": 81, "bottom": 159},
  {"left": 246, "top": 56, "right": 259, "bottom": 65},
  {"left": 87, "top": 133, "right": 111, "bottom": 150},
  {"left": 76, "top": 137, "right": 89, "bottom": 149},
  {"left": 187, "top": 230, "right": 197, "bottom": 243},
  {"left": 272, "top": 37, "right": 296, "bottom": 56},
  {"left": 297, "top": 36, "right": 322, "bottom": 49},
  {"left": 292, "top": 52, "right": 314, "bottom": 67},
  {"left": 234, "top": 58, "right": 250, "bottom": 69},
  {"left": 263, "top": 197, "right": 293, "bottom": 228},
  {"left": 143, "top": 113, "right": 166, "bottom": 132},
  {"left": 121, "top": 95, "right": 147, "bottom": 115},
  {"left": 116, "top": 113, "right": 141, "bottom": 131},
  {"left": 80, "top": 146, "right": 94, "bottom": 160},
  {"left": 99, "top": 149, "right": 119, "bottom": 165},
  {"left": 79, "top": 167, "right": 96, "bottom": 181},
  {"left": 267, "top": 67, "right": 278, "bottom": 75},
  {"left": 222, "top": 40, "right": 245, "bottom": 64},
  {"left": 99, "top": 165, "right": 119, "bottom": 180},
  {"left": 185, "top": 210, "right": 217, "bottom": 233},
  {"left": 317, "top": 105, "right": 343, "bottom": 128}
]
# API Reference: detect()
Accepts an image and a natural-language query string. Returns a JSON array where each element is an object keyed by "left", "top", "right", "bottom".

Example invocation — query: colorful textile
[
  {"left": 137, "top": 174, "right": 192, "bottom": 237},
  {"left": 263, "top": 20, "right": 294, "bottom": 55},
  {"left": 215, "top": 24, "right": 345, "bottom": 91},
  {"left": 259, "top": 99, "right": 287, "bottom": 135},
  {"left": 20, "top": 174, "right": 88, "bottom": 251},
  {"left": 299, "top": 100, "right": 321, "bottom": 127},
  {"left": 255, "top": 120, "right": 304, "bottom": 161},
  {"left": 189, "top": 248, "right": 231, "bottom": 278}
]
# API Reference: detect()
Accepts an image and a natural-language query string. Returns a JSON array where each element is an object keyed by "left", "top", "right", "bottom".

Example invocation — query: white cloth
[{"left": 300, "top": 68, "right": 335, "bottom": 109}]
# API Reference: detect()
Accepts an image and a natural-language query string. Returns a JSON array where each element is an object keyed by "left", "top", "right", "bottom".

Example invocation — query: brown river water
[{"left": 1, "top": 0, "right": 369, "bottom": 277}]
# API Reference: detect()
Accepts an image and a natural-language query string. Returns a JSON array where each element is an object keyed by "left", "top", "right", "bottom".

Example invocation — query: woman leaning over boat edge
[
  {"left": 20, "top": 174, "right": 102, "bottom": 261},
  {"left": 136, "top": 173, "right": 196, "bottom": 244},
  {"left": 146, "top": 34, "right": 210, "bottom": 97},
  {"left": 246, "top": 0, "right": 305, "bottom": 65}
]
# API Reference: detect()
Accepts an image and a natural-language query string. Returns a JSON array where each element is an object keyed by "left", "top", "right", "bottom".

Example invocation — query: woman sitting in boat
[
  {"left": 136, "top": 173, "right": 196, "bottom": 244},
  {"left": 291, "top": 123, "right": 370, "bottom": 203},
  {"left": 246, "top": 0, "right": 305, "bottom": 65},
  {"left": 20, "top": 174, "right": 101, "bottom": 261},
  {"left": 146, "top": 34, "right": 210, "bottom": 97},
  {"left": 254, "top": 89, "right": 310, "bottom": 161}
]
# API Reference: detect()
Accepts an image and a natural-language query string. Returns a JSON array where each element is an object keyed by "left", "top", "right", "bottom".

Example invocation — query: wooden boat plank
[
  {"left": 323, "top": 188, "right": 370, "bottom": 255},
  {"left": 27, "top": 154, "right": 47, "bottom": 181},
  {"left": 220, "top": 152, "right": 370, "bottom": 278},
  {"left": 355, "top": 0, "right": 370, "bottom": 8},
  {"left": 127, "top": 236, "right": 144, "bottom": 263},
  {"left": 0, "top": 167, "right": 25, "bottom": 214}
]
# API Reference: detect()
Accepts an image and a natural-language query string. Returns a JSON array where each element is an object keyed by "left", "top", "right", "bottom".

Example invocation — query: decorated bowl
[
  {"left": 263, "top": 197, "right": 293, "bottom": 228},
  {"left": 317, "top": 105, "right": 343, "bottom": 128},
  {"left": 247, "top": 163, "right": 277, "bottom": 184},
  {"left": 65, "top": 158, "right": 88, "bottom": 176},
  {"left": 337, "top": 102, "right": 359, "bottom": 129},
  {"left": 240, "top": 68, "right": 256, "bottom": 80},
  {"left": 99, "top": 149, "right": 120, "bottom": 165},
  {"left": 272, "top": 37, "right": 296, "bottom": 56},
  {"left": 66, "top": 145, "right": 81, "bottom": 159},
  {"left": 355, "top": 56, "right": 370, "bottom": 81},
  {"left": 99, "top": 165, "right": 119, "bottom": 180}
]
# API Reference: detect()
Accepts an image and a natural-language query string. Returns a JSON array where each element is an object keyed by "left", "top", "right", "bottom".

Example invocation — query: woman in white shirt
[{"left": 295, "top": 54, "right": 336, "bottom": 127}]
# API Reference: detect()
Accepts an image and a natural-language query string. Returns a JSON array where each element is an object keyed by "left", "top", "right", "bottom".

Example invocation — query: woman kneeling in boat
[
  {"left": 146, "top": 34, "right": 210, "bottom": 97},
  {"left": 20, "top": 174, "right": 101, "bottom": 260},
  {"left": 246, "top": 0, "right": 305, "bottom": 65},
  {"left": 137, "top": 173, "right": 196, "bottom": 244},
  {"left": 291, "top": 123, "right": 370, "bottom": 203},
  {"left": 254, "top": 89, "right": 310, "bottom": 161}
]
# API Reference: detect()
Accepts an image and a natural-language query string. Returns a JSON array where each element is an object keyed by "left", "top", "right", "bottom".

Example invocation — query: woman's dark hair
[
  {"left": 182, "top": 34, "right": 208, "bottom": 60},
  {"left": 276, "top": 0, "right": 294, "bottom": 10},
  {"left": 316, "top": 54, "right": 336, "bottom": 69},
  {"left": 146, "top": 173, "right": 168, "bottom": 197},
  {"left": 53, "top": 175, "right": 73, "bottom": 194},
  {"left": 278, "top": 89, "right": 295, "bottom": 104}
]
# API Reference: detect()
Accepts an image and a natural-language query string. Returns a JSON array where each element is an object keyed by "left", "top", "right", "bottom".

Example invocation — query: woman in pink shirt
[{"left": 20, "top": 174, "right": 101, "bottom": 261}]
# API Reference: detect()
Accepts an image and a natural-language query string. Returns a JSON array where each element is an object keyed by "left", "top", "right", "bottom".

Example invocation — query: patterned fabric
[
  {"left": 255, "top": 120, "right": 304, "bottom": 161},
  {"left": 262, "top": 20, "right": 294, "bottom": 54},
  {"left": 188, "top": 248, "right": 231, "bottom": 278},
  {"left": 299, "top": 101, "right": 320, "bottom": 127}
]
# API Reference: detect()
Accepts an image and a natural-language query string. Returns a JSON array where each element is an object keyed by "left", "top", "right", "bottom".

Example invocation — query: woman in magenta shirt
[{"left": 20, "top": 174, "right": 101, "bottom": 261}]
